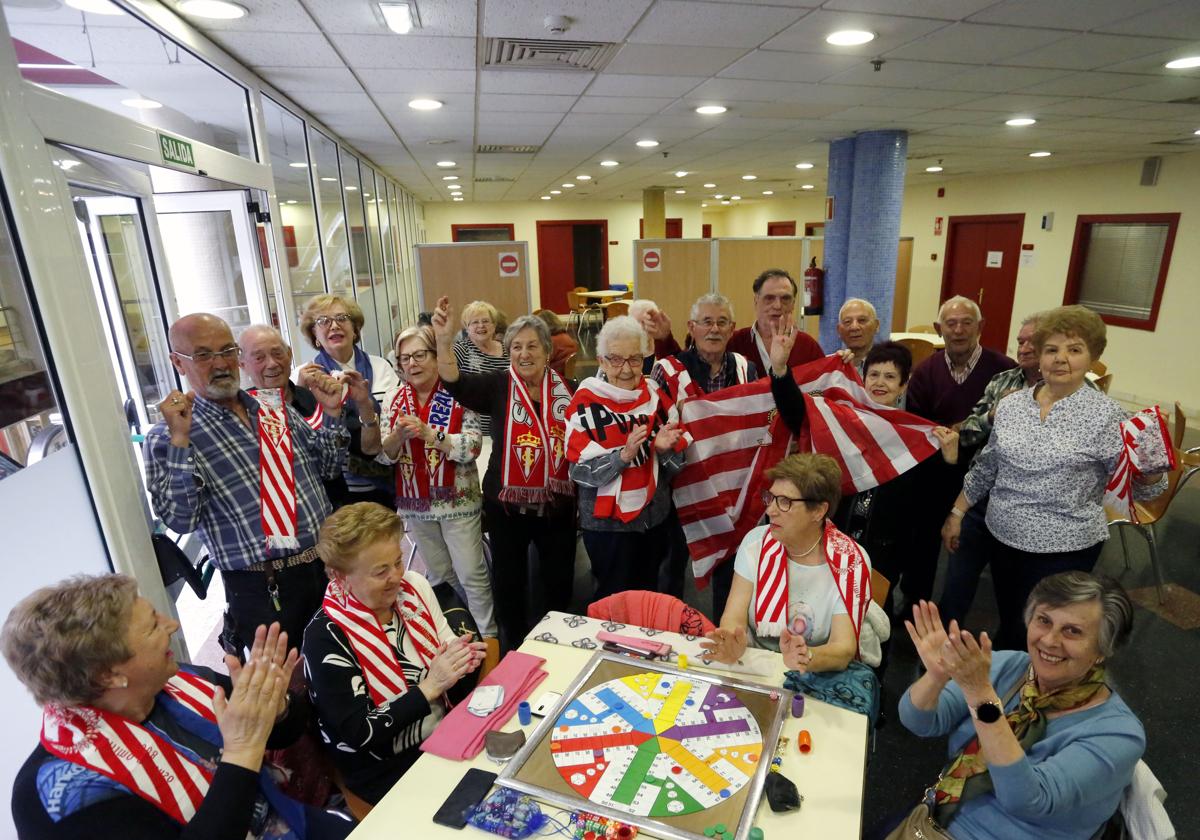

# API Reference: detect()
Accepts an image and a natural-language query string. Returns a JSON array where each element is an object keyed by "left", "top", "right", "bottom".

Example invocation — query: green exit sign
[{"left": 158, "top": 133, "right": 195, "bottom": 168}]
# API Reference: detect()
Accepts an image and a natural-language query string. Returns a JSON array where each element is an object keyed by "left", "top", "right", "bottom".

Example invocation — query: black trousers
[
  {"left": 709, "top": 558, "right": 737, "bottom": 625},
  {"left": 584, "top": 518, "right": 673, "bottom": 604},
  {"left": 903, "top": 460, "right": 969, "bottom": 606},
  {"left": 657, "top": 507, "right": 690, "bottom": 600},
  {"left": 484, "top": 499, "right": 577, "bottom": 651},
  {"left": 220, "top": 560, "right": 328, "bottom": 656}
]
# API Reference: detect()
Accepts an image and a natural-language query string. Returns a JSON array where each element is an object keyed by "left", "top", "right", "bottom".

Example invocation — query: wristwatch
[
  {"left": 435, "top": 429, "right": 446, "bottom": 443},
  {"left": 969, "top": 698, "right": 1004, "bottom": 723},
  {"left": 360, "top": 416, "right": 379, "bottom": 429}
]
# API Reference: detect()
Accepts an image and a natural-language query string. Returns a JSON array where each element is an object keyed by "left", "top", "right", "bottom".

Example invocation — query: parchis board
[{"left": 549, "top": 671, "right": 763, "bottom": 818}]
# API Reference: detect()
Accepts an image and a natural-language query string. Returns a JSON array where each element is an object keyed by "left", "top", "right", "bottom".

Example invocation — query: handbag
[{"left": 884, "top": 802, "right": 955, "bottom": 840}]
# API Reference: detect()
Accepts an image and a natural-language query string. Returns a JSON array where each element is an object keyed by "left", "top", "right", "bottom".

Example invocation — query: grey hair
[
  {"left": 237, "top": 323, "right": 286, "bottom": 349},
  {"left": 938, "top": 295, "right": 983, "bottom": 323},
  {"left": 502, "top": 315, "right": 552, "bottom": 356},
  {"left": 1023, "top": 572, "right": 1133, "bottom": 658},
  {"left": 689, "top": 293, "right": 734, "bottom": 322},
  {"left": 838, "top": 298, "right": 878, "bottom": 322},
  {"left": 627, "top": 299, "right": 658, "bottom": 323},
  {"left": 1020, "top": 311, "right": 1042, "bottom": 329},
  {"left": 597, "top": 315, "right": 651, "bottom": 357}
]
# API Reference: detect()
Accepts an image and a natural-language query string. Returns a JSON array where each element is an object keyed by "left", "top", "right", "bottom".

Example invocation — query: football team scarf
[
  {"left": 253, "top": 388, "right": 300, "bottom": 551},
  {"left": 248, "top": 386, "right": 323, "bottom": 430},
  {"left": 499, "top": 368, "right": 574, "bottom": 505},
  {"left": 566, "top": 377, "right": 689, "bottom": 523},
  {"left": 933, "top": 663, "right": 1108, "bottom": 823},
  {"left": 387, "top": 380, "right": 465, "bottom": 512},
  {"left": 754, "top": 519, "right": 871, "bottom": 641},
  {"left": 653, "top": 352, "right": 750, "bottom": 404},
  {"left": 322, "top": 574, "right": 440, "bottom": 706},
  {"left": 1103, "top": 406, "right": 1176, "bottom": 523}
]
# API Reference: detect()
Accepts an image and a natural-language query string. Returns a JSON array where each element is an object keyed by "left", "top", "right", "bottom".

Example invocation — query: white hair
[
  {"left": 838, "top": 298, "right": 878, "bottom": 322},
  {"left": 627, "top": 299, "right": 658, "bottom": 323},
  {"left": 938, "top": 295, "right": 982, "bottom": 323},
  {"left": 689, "top": 293, "right": 734, "bottom": 322},
  {"left": 597, "top": 315, "right": 651, "bottom": 357},
  {"left": 238, "top": 324, "right": 286, "bottom": 349}
]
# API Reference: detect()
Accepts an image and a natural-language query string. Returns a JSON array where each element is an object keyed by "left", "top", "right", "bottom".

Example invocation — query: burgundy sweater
[
  {"left": 905, "top": 347, "right": 1016, "bottom": 426},
  {"left": 655, "top": 326, "right": 822, "bottom": 379}
]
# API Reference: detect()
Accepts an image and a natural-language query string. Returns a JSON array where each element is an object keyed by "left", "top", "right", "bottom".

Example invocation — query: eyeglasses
[
  {"left": 761, "top": 489, "right": 813, "bottom": 512},
  {"left": 398, "top": 349, "right": 432, "bottom": 365},
  {"left": 174, "top": 346, "right": 241, "bottom": 364},
  {"left": 602, "top": 354, "right": 643, "bottom": 370},
  {"left": 315, "top": 314, "right": 352, "bottom": 328},
  {"left": 694, "top": 318, "right": 733, "bottom": 330}
]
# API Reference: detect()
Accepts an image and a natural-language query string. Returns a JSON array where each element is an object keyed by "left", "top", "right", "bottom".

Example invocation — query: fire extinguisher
[{"left": 803, "top": 258, "right": 824, "bottom": 315}]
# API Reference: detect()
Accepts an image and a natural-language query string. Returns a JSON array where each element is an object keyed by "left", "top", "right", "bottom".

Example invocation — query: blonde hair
[
  {"left": 1033, "top": 305, "right": 1107, "bottom": 359},
  {"left": 1, "top": 574, "right": 139, "bottom": 705},
  {"left": 460, "top": 300, "right": 499, "bottom": 329},
  {"left": 299, "top": 294, "right": 366, "bottom": 350},
  {"left": 317, "top": 502, "right": 405, "bottom": 574},
  {"left": 765, "top": 453, "right": 843, "bottom": 516},
  {"left": 394, "top": 324, "right": 437, "bottom": 357}
]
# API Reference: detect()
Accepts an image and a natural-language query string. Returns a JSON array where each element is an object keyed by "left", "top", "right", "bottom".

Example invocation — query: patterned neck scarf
[{"left": 933, "top": 662, "right": 1107, "bottom": 823}]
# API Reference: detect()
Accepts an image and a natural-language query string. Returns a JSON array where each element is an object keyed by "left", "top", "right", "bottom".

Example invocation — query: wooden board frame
[
  {"left": 632, "top": 238, "right": 713, "bottom": 335},
  {"left": 497, "top": 652, "right": 791, "bottom": 840},
  {"left": 414, "top": 241, "right": 531, "bottom": 324}
]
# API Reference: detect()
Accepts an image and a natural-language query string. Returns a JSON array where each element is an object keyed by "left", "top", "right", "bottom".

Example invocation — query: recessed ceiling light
[
  {"left": 345, "top": 185, "right": 357, "bottom": 191},
  {"left": 442, "top": 175, "right": 458, "bottom": 180},
  {"left": 714, "top": 194, "right": 724, "bottom": 199},
  {"left": 721, "top": 200, "right": 731, "bottom": 205},
  {"left": 177, "top": 0, "right": 247, "bottom": 19},
  {"left": 288, "top": 162, "right": 308, "bottom": 168},
  {"left": 1005, "top": 117, "right": 1036, "bottom": 127},
  {"left": 731, "top": 195, "right": 741, "bottom": 200},
  {"left": 64, "top": 0, "right": 122, "bottom": 12},
  {"left": 826, "top": 30, "right": 875, "bottom": 46},
  {"left": 796, "top": 162, "right": 814, "bottom": 170},
  {"left": 436, "top": 160, "right": 456, "bottom": 168},
  {"left": 674, "top": 171, "right": 689, "bottom": 177},
  {"left": 695, "top": 105, "right": 727, "bottom": 115},
  {"left": 562, "top": 183, "right": 575, "bottom": 188},
  {"left": 925, "top": 165, "right": 944, "bottom": 173},
  {"left": 762, "top": 190, "right": 774, "bottom": 195},
  {"left": 600, "top": 160, "right": 619, "bottom": 167},
  {"left": 541, "top": 195, "right": 551, "bottom": 200},
  {"left": 801, "top": 184, "right": 814, "bottom": 190},
  {"left": 576, "top": 174, "right": 592, "bottom": 180},
  {"left": 703, "top": 182, "right": 716, "bottom": 188},
  {"left": 636, "top": 139, "right": 659, "bottom": 148},
  {"left": 320, "top": 176, "right": 336, "bottom": 182},
  {"left": 408, "top": 98, "right": 443, "bottom": 110},
  {"left": 1195, "top": 129, "right": 1200, "bottom": 135},
  {"left": 675, "top": 189, "right": 686, "bottom": 194},
  {"left": 1165, "top": 56, "right": 1200, "bottom": 69},
  {"left": 121, "top": 97, "right": 162, "bottom": 109},
  {"left": 701, "top": 203, "right": 708, "bottom": 208},
  {"left": 379, "top": 2, "right": 415, "bottom": 34},
  {"left": 550, "top": 190, "right": 561, "bottom": 194},
  {"left": 453, "top": 197, "right": 464, "bottom": 201},
  {"left": 1029, "top": 151, "right": 1052, "bottom": 158}
]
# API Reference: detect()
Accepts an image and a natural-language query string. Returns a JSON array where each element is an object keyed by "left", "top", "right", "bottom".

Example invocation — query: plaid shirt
[
  {"left": 144, "top": 391, "right": 348, "bottom": 571},
  {"left": 957, "top": 366, "right": 1034, "bottom": 448}
]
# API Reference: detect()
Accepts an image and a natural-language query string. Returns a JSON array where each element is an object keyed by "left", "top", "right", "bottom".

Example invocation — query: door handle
[{"left": 978, "top": 287, "right": 984, "bottom": 306}]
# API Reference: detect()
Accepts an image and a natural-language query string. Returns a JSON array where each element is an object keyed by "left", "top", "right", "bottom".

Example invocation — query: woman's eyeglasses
[
  {"left": 398, "top": 349, "right": 432, "bottom": 365},
  {"left": 760, "top": 490, "right": 813, "bottom": 512},
  {"left": 602, "top": 354, "right": 643, "bottom": 370},
  {"left": 315, "top": 314, "right": 352, "bottom": 328}
]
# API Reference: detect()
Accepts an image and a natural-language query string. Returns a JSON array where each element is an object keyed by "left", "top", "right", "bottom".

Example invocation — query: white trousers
[{"left": 404, "top": 513, "right": 496, "bottom": 638}]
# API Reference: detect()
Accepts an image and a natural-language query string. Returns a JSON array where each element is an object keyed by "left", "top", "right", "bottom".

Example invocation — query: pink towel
[{"left": 420, "top": 651, "right": 548, "bottom": 760}]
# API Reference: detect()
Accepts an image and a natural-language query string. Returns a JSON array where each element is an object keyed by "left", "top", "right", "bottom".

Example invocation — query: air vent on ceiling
[
  {"left": 482, "top": 37, "right": 619, "bottom": 72},
  {"left": 477, "top": 144, "right": 540, "bottom": 154},
  {"left": 474, "top": 176, "right": 515, "bottom": 182}
]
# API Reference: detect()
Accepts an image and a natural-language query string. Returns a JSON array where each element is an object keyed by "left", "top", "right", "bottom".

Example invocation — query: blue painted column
[
  {"left": 818, "top": 130, "right": 908, "bottom": 351},
  {"left": 818, "top": 137, "right": 854, "bottom": 350}
]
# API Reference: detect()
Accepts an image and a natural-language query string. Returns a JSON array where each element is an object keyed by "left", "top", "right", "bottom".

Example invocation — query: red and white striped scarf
[
  {"left": 247, "top": 386, "right": 323, "bottom": 429},
  {"left": 321, "top": 574, "right": 441, "bottom": 706},
  {"left": 566, "top": 377, "right": 689, "bottom": 522},
  {"left": 387, "top": 381, "right": 465, "bottom": 511},
  {"left": 755, "top": 520, "right": 872, "bottom": 642},
  {"left": 39, "top": 671, "right": 220, "bottom": 825},
  {"left": 499, "top": 368, "right": 574, "bottom": 505},
  {"left": 674, "top": 356, "right": 940, "bottom": 585},
  {"left": 652, "top": 353, "right": 751, "bottom": 404},
  {"left": 252, "top": 388, "right": 300, "bottom": 551},
  {"left": 1103, "top": 406, "right": 1176, "bottom": 523}
]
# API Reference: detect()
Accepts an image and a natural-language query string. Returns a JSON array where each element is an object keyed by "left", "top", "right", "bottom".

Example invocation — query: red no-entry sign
[
  {"left": 499, "top": 252, "right": 519, "bottom": 277},
  {"left": 642, "top": 248, "right": 661, "bottom": 271}
]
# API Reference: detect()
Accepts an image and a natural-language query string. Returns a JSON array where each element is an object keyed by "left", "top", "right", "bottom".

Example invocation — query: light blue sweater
[{"left": 899, "top": 650, "right": 1144, "bottom": 840}]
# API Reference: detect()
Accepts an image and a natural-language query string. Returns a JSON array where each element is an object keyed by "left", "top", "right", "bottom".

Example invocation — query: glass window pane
[
  {"left": 159, "top": 211, "right": 251, "bottom": 335},
  {"left": 4, "top": 4, "right": 254, "bottom": 159},
  {"left": 310, "top": 128, "right": 351, "bottom": 296},
  {"left": 339, "top": 151, "right": 381, "bottom": 353},
  {"left": 1078, "top": 222, "right": 1169, "bottom": 321},
  {"left": 386, "top": 183, "right": 407, "bottom": 327},
  {"left": 362, "top": 164, "right": 389, "bottom": 352},
  {"left": 261, "top": 98, "right": 324, "bottom": 327},
  {"left": 377, "top": 177, "right": 399, "bottom": 337}
]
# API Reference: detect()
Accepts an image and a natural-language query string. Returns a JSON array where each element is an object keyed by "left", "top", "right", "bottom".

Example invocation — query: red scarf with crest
[
  {"left": 499, "top": 368, "right": 574, "bottom": 505},
  {"left": 387, "top": 380, "right": 465, "bottom": 511}
]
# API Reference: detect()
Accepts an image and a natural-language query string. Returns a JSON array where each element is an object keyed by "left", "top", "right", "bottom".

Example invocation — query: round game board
[{"left": 549, "top": 671, "right": 763, "bottom": 817}]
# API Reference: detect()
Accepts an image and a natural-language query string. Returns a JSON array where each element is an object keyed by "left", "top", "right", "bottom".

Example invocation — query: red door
[
  {"left": 536, "top": 222, "right": 575, "bottom": 311},
  {"left": 767, "top": 221, "right": 796, "bottom": 236},
  {"left": 639, "top": 218, "right": 683, "bottom": 238},
  {"left": 702, "top": 224, "right": 712, "bottom": 239},
  {"left": 941, "top": 214, "right": 1024, "bottom": 352}
]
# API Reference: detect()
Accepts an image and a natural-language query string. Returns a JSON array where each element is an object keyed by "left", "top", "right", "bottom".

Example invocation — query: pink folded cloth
[{"left": 420, "top": 651, "right": 548, "bottom": 760}]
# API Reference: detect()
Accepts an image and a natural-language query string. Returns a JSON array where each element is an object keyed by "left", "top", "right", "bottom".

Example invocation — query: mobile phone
[
  {"left": 431, "top": 768, "right": 497, "bottom": 829},
  {"left": 530, "top": 690, "right": 562, "bottom": 717},
  {"left": 603, "top": 641, "right": 654, "bottom": 659}
]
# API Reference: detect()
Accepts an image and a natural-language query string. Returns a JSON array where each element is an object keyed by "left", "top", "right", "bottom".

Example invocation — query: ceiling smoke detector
[{"left": 544, "top": 15, "right": 571, "bottom": 33}]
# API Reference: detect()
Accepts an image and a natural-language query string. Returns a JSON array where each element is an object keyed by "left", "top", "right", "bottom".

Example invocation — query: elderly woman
[
  {"left": 535, "top": 309, "right": 578, "bottom": 376},
  {"left": 4, "top": 575, "right": 353, "bottom": 840},
  {"left": 300, "top": 294, "right": 399, "bottom": 507},
  {"left": 941, "top": 305, "right": 1166, "bottom": 649},
  {"left": 303, "top": 503, "right": 486, "bottom": 805},
  {"left": 566, "top": 315, "right": 687, "bottom": 601},
  {"left": 892, "top": 573, "right": 1143, "bottom": 840},
  {"left": 431, "top": 296, "right": 577, "bottom": 649},
  {"left": 453, "top": 301, "right": 508, "bottom": 434},
  {"left": 376, "top": 325, "right": 496, "bottom": 655}
]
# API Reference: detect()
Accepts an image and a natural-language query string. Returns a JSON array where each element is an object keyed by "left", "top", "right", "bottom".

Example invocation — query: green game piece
[
  {"left": 715, "top": 824, "right": 727, "bottom": 834},
  {"left": 749, "top": 828, "right": 765, "bottom": 840},
  {"left": 703, "top": 827, "right": 716, "bottom": 838}
]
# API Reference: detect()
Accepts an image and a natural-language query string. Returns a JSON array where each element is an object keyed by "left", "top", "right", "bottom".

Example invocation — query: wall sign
[
  {"left": 985, "top": 250, "right": 1003, "bottom": 268},
  {"left": 642, "top": 248, "right": 661, "bottom": 272},
  {"left": 499, "top": 251, "right": 519, "bottom": 277},
  {"left": 158, "top": 132, "right": 195, "bottom": 168}
]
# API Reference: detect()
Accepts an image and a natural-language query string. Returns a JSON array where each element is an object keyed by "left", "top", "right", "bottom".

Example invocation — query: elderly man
[
  {"left": 836, "top": 298, "right": 880, "bottom": 375},
  {"left": 144, "top": 313, "right": 372, "bottom": 654},
  {"left": 239, "top": 324, "right": 381, "bottom": 510}
]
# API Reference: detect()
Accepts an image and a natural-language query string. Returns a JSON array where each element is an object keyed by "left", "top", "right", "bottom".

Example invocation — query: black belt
[{"left": 230, "top": 545, "right": 321, "bottom": 574}]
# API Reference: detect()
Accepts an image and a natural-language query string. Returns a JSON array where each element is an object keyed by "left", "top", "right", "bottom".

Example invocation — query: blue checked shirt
[{"left": 144, "top": 391, "right": 348, "bottom": 571}]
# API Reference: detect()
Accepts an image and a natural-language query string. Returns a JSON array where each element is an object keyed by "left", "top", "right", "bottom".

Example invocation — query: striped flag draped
[
  {"left": 1103, "top": 406, "right": 1175, "bottom": 523},
  {"left": 673, "top": 355, "right": 941, "bottom": 585}
]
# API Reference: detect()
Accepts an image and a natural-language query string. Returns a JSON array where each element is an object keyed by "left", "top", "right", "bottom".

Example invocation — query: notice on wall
[
  {"left": 499, "top": 251, "right": 520, "bottom": 277},
  {"left": 642, "top": 248, "right": 662, "bottom": 272},
  {"left": 1020, "top": 251, "right": 1036, "bottom": 268},
  {"left": 985, "top": 250, "right": 1003, "bottom": 268}
]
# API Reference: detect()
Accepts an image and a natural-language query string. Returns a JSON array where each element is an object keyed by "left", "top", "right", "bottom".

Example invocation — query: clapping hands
[{"left": 699, "top": 625, "right": 748, "bottom": 664}]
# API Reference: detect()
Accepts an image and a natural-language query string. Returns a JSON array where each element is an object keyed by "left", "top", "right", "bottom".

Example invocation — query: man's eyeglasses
[
  {"left": 694, "top": 318, "right": 733, "bottom": 330},
  {"left": 398, "top": 349, "right": 432, "bottom": 365},
  {"left": 174, "top": 346, "right": 241, "bottom": 364},
  {"left": 761, "top": 489, "right": 813, "bottom": 512},
  {"left": 602, "top": 354, "right": 643, "bottom": 370},
  {"left": 315, "top": 314, "right": 352, "bottom": 328}
]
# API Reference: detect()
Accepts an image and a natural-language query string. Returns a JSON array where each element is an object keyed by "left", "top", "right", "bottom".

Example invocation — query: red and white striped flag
[
  {"left": 1103, "top": 406, "right": 1175, "bottom": 523},
  {"left": 674, "top": 355, "right": 941, "bottom": 585}
]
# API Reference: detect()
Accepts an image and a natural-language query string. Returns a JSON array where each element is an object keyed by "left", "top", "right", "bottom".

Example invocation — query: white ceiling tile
[
  {"left": 1102, "top": 102, "right": 1200, "bottom": 121},
  {"left": 203, "top": 31, "right": 345, "bottom": 67},
  {"left": 333, "top": 34, "right": 476, "bottom": 69},
  {"left": 359, "top": 69, "right": 477, "bottom": 95},
  {"left": 819, "top": 59, "right": 971, "bottom": 89},
  {"left": 764, "top": 10, "right": 953, "bottom": 56},
  {"left": 480, "top": 70, "right": 595, "bottom": 95},
  {"left": 704, "top": 101, "right": 849, "bottom": 119},
  {"left": 884, "top": 23, "right": 1071, "bottom": 64},
  {"left": 687, "top": 77, "right": 887, "bottom": 106},
  {"left": 1017, "top": 72, "right": 1152, "bottom": 97},
  {"left": 481, "top": 0, "right": 651, "bottom": 41},
  {"left": 572, "top": 96, "right": 675, "bottom": 114},
  {"left": 306, "top": 0, "right": 478, "bottom": 36},
  {"left": 965, "top": 0, "right": 1172, "bottom": 29},
  {"left": 588, "top": 74, "right": 706, "bottom": 97},
  {"left": 478, "top": 93, "right": 579, "bottom": 112},
  {"left": 628, "top": 1, "right": 807, "bottom": 48},
  {"left": 605, "top": 43, "right": 748, "bottom": 75},
  {"left": 718, "top": 50, "right": 860, "bottom": 82},
  {"left": 286, "top": 90, "right": 377, "bottom": 114},
  {"left": 926, "top": 65, "right": 1075, "bottom": 93},
  {"left": 955, "top": 93, "right": 1071, "bottom": 113},
  {"left": 865, "top": 89, "right": 985, "bottom": 108},
  {"left": 373, "top": 93, "right": 475, "bottom": 116},
  {"left": 171, "top": 0, "right": 319, "bottom": 33},
  {"left": 477, "top": 125, "right": 555, "bottom": 145},
  {"left": 257, "top": 66, "right": 363, "bottom": 93},
  {"left": 1004, "top": 34, "right": 1177, "bottom": 71},
  {"left": 476, "top": 111, "right": 564, "bottom": 127},
  {"left": 1105, "top": 77, "right": 1200, "bottom": 102},
  {"left": 824, "top": 0, "right": 994, "bottom": 16},
  {"left": 1095, "top": 0, "right": 1200, "bottom": 39},
  {"left": 1030, "top": 98, "right": 1132, "bottom": 117}
]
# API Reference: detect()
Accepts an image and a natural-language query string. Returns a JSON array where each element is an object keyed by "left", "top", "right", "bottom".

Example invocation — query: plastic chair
[
  {"left": 603, "top": 300, "right": 630, "bottom": 319},
  {"left": 896, "top": 336, "right": 939, "bottom": 368},
  {"left": 908, "top": 324, "right": 938, "bottom": 334},
  {"left": 1090, "top": 359, "right": 1109, "bottom": 377},
  {"left": 870, "top": 569, "right": 891, "bottom": 609},
  {"left": 563, "top": 352, "right": 578, "bottom": 379},
  {"left": 587, "top": 590, "right": 716, "bottom": 637},
  {"left": 1095, "top": 372, "right": 1113, "bottom": 393},
  {"left": 566, "top": 286, "right": 588, "bottom": 312}
]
